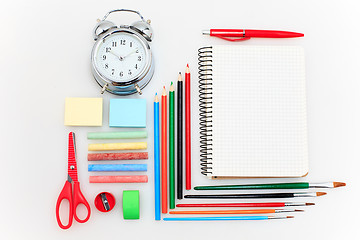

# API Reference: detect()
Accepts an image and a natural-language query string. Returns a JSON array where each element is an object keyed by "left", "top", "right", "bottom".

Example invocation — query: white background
[{"left": 0, "top": 0, "right": 359, "bottom": 239}]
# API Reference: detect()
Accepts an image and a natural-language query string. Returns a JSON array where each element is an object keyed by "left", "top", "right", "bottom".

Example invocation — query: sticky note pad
[
  {"left": 109, "top": 99, "right": 146, "bottom": 128},
  {"left": 64, "top": 97, "right": 103, "bottom": 126}
]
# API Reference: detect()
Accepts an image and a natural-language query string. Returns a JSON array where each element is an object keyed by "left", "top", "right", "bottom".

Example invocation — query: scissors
[{"left": 56, "top": 132, "right": 91, "bottom": 229}]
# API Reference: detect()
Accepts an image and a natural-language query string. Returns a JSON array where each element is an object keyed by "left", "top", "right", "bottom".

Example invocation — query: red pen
[{"left": 203, "top": 29, "right": 304, "bottom": 41}]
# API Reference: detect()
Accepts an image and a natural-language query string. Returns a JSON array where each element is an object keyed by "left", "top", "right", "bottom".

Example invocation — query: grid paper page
[{"left": 210, "top": 45, "right": 308, "bottom": 177}]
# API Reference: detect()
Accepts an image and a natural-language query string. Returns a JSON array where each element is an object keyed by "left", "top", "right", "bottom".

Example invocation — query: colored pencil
[
  {"left": 176, "top": 202, "right": 315, "bottom": 208},
  {"left": 169, "top": 209, "right": 303, "bottom": 214},
  {"left": 185, "top": 64, "right": 191, "bottom": 190},
  {"left": 184, "top": 192, "right": 327, "bottom": 199},
  {"left": 163, "top": 216, "right": 294, "bottom": 221},
  {"left": 177, "top": 73, "right": 183, "bottom": 199},
  {"left": 154, "top": 93, "right": 161, "bottom": 220},
  {"left": 194, "top": 182, "right": 346, "bottom": 190},
  {"left": 161, "top": 87, "right": 168, "bottom": 213},
  {"left": 169, "top": 82, "right": 175, "bottom": 209}
]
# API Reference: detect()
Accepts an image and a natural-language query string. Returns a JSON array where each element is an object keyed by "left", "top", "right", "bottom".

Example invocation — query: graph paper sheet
[{"left": 210, "top": 45, "right": 308, "bottom": 177}]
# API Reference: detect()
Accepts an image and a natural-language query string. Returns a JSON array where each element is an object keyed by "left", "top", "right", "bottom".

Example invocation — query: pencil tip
[
  {"left": 294, "top": 209, "right": 304, "bottom": 212},
  {"left": 287, "top": 216, "right": 294, "bottom": 219},
  {"left": 187, "top": 63, "right": 189, "bottom": 67},
  {"left": 316, "top": 192, "right": 327, "bottom": 196},
  {"left": 155, "top": 92, "right": 157, "bottom": 96},
  {"left": 305, "top": 203, "right": 315, "bottom": 206},
  {"left": 333, "top": 182, "right": 346, "bottom": 188}
]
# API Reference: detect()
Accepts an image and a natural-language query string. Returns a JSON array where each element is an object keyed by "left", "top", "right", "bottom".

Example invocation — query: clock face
[{"left": 94, "top": 32, "right": 147, "bottom": 83}]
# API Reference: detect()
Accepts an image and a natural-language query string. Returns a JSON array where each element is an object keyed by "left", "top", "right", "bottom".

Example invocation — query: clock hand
[
  {"left": 109, "top": 50, "right": 123, "bottom": 60},
  {"left": 122, "top": 48, "right": 139, "bottom": 59}
]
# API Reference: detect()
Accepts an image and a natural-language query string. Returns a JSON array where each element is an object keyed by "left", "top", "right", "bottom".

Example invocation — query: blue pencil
[
  {"left": 163, "top": 216, "right": 293, "bottom": 221},
  {"left": 154, "top": 93, "right": 161, "bottom": 220}
]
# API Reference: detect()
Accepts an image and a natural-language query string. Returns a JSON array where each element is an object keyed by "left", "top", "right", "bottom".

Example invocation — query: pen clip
[{"left": 215, "top": 35, "right": 251, "bottom": 41}]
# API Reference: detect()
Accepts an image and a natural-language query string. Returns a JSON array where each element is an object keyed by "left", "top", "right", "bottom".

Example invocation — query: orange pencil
[
  {"left": 169, "top": 209, "right": 303, "bottom": 214},
  {"left": 161, "top": 87, "right": 168, "bottom": 213}
]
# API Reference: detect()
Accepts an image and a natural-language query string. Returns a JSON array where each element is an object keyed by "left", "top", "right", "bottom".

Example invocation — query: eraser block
[
  {"left": 123, "top": 190, "right": 140, "bottom": 220},
  {"left": 109, "top": 99, "right": 146, "bottom": 128},
  {"left": 64, "top": 97, "right": 103, "bottom": 126}
]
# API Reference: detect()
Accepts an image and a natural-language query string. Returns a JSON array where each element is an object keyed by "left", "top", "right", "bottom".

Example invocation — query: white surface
[
  {"left": 210, "top": 45, "right": 308, "bottom": 177},
  {"left": 0, "top": 0, "right": 359, "bottom": 239}
]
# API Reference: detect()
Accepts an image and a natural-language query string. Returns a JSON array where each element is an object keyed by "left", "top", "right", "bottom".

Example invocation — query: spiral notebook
[{"left": 198, "top": 45, "right": 308, "bottom": 178}]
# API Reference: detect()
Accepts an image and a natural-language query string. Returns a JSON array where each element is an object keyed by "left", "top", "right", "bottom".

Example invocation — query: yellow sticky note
[{"left": 64, "top": 97, "right": 103, "bottom": 126}]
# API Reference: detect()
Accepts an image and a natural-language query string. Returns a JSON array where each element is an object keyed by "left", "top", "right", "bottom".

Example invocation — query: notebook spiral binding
[{"left": 198, "top": 47, "right": 213, "bottom": 176}]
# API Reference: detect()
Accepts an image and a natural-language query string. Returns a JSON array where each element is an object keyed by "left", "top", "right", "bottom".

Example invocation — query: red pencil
[
  {"left": 161, "top": 87, "right": 168, "bottom": 213},
  {"left": 185, "top": 64, "right": 191, "bottom": 190}
]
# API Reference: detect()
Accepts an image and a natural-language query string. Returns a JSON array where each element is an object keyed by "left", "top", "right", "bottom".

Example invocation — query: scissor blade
[
  {"left": 68, "top": 132, "right": 78, "bottom": 182},
  {"left": 67, "top": 174, "right": 73, "bottom": 183}
]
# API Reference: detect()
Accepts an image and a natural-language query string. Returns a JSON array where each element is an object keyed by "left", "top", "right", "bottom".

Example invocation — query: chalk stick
[
  {"left": 88, "top": 152, "right": 149, "bottom": 161},
  {"left": 89, "top": 175, "right": 148, "bottom": 183},
  {"left": 88, "top": 164, "right": 147, "bottom": 172},
  {"left": 87, "top": 131, "right": 148, "bottom": 139},
  {"left": 88, "top": 142, "right": 147, "bottom": 151}
]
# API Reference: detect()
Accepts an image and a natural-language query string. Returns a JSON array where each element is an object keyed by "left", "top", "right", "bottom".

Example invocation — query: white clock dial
[{"left": 95, "top": 33, "right": 147, "bottom": 82}]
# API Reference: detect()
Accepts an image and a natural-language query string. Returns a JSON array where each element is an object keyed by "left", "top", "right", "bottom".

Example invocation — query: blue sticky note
[{"left": 109, "top": 99, "right": 146, "bottom": 128}]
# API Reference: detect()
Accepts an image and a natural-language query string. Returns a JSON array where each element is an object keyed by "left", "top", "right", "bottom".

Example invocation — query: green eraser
[{"left": 122, "top": 190, "right": 140, "bottom": 220}]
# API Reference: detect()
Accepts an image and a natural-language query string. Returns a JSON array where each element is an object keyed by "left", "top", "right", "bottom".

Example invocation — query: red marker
[{"left": 203, "top": 29, "right": 304, "bottom": 41}]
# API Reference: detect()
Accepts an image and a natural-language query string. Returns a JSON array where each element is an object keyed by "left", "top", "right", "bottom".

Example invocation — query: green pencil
[
  {"left": 169, "top": 82, "right": 175, "bottom": 209},
  {"left": 194, "top": 182, "right": 346, "bottom": 190}
]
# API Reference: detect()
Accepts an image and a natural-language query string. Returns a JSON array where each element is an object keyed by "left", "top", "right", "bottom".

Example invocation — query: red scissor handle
[
  {"left": 73, "top": 181, "right": 91, "bottom": 223},
  {"left": 56, "top": 181, "right": 73, "bottom": 230}
]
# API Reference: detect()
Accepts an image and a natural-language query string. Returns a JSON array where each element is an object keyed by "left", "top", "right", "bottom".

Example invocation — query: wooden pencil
[
  {"left": 161, "top": 87, "right": 168, "bottom": 213},
  {"left": 184, "top": 192, "right": 327, "bottom": 199},
  {"left": 194, "top": 182, "right": 346, "bottom": 190},
  {"left": 177, "top": 73, "right": 183, "bottom": 199},
  {"left": 169, "top": 209, "right": 303, "bottom": 214},
  {"left": 185, "top": 64, "right": 191, "bottom": 190},
  {"left": 169, "top": 82, "right": 175, "bottom": 209},
  {"left": 163, "top": 216, "right": 294, "bottom": 221},
  {"left": 154, "top": 93, "right": 161, "bottom": 220},
  {"left": 176, "top": 202, "right": 315, "bottom": 208}
]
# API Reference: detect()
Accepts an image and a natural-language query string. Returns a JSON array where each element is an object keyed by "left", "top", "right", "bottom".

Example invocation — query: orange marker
[{"left": 161, "top": 87, "right": 168, "bottom": 213}]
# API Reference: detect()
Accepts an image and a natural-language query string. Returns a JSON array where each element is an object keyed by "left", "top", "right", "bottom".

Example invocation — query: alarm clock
[{"left": 91, "top": 9, "right": 154, "bottom": 95}]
